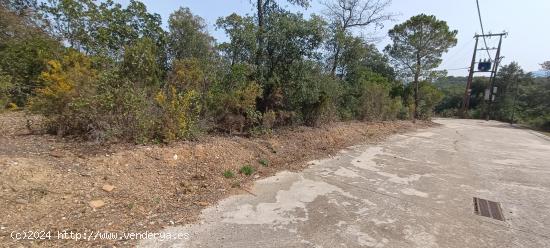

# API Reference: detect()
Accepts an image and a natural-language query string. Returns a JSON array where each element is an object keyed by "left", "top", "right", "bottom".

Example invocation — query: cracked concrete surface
[{"left": 139, "top": 119, "right": 550, "bottom": 248}]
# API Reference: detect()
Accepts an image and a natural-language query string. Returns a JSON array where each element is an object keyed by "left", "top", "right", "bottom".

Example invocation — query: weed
[
  {"left": 223, "top": 170, "right": 235, "bottom": 178},
  {"left": 259, "top": 159, "right": 269, "bottom": 167},
  {"left": 239, "top": 165, "right": 254, "bottom": 176}
]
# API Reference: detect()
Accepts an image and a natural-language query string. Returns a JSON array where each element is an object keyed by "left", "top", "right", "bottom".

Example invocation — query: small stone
[
  {"left": 15, "top": 198, "right": 28, "bottom": 204},
  {"left": 80, "top": 171, "right": 92, "bottom": 177},
  {"left": 49, "top": 151, "right": 64, "bottom": 158},
  {"left": 89, "top": 200, "right": 105, "bottom": 209},
  {"left": 102, "top": 184, "right": 115, "bottom": 192},
  {"left": 195, "top": 201, "right": 209, "bottom": 207},
  {"left": 173, "top": 154, "right": 178, "bottom": 160}
]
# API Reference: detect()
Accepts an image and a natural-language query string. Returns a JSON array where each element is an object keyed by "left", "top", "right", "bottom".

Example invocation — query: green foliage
[
  {"left": 493, "top": 63, "right": 550, "bottom": 129},
  {"left": 207, "top": 63, "right": 262, "bottom": 132},
  {"left": 385, "top": 14, "right": 457, "bottom": 119},
  {"left": 0, "top": 70, "right": 13, "bottom": 109},
  {"left": 222, "top": 170, "right": 235, "bottom": 179},
  {"left": 403, "top": 81, "right": 443, "bottom": 120},
  {"left": 0, "top": 35, "right": 60, "bottom": 106},
  {"left": 28, "top": 50, "right": 101, "bottom": 135},
  {"left": 284, "top": 61, "right": 342, "bottom": 126},
  {"left": 168, "top": 7, "right": 214, "bottom": 61},
  {"left": 121, "top": 38, "right": 162, "bottom": 87},
  {"left": 239, "top": 165, "right": 254, "bottom": 176},
  {"left": 41, "top": 0, "right": 165, "bottom": 58},
  {"left": 5, "top": 0, "right": 483, "bottom": 143},
  {"left": 155, "top": 87, "right": 202, "bottom": 142},
  {"left": 385, "top": 14, "right": 458, "bottom": 76},
  {"left": 259, "top": 159, "right": 269, "bottom": 167},
  {"left": 216, "top": 13, "right": 257, "bottom": 65},
  {"left": 436, "top": 62, "right": 550, "bottom": 130}
]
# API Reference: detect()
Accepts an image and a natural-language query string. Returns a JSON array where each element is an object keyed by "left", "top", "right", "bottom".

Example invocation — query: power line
[
  {"left": 442, "top": 67, "right": 470, "bottom": 71},
  {"left": 476, "top": 0, "right": 492, "bottom": 60},
  {"left": 440, "top": 38, "right": 475, "bottom": 69}
]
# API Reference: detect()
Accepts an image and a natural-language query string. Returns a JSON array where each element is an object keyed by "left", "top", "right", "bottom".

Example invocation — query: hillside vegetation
[
  {"left": 1, "top": 0, "right": 456, "bottom": 143},
  {"left": 434, "top": 63, "right": 550, "bottom": 131}
]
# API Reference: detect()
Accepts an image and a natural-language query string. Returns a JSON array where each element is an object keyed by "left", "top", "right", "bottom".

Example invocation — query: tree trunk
[
  {"left": 330, "top": 45, "right": 340, "bottom": 77},
  {"left": 413, "top": 53, "right": 421, "bottom": 122}
]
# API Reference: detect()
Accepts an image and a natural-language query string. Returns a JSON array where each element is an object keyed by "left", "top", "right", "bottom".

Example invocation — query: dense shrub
[
  {"left": 403, "top": 81, "right": 443, "bottom": 120},
  {"left": 155, "top": 87, "right": 202, "bottom": 142},
  {"left": 4, "top": 1, "right": 455, "bottom": 143},
  {"left": 207, "top": 64, "right": 262, "bottom": 133},
  {"left": 28, "top": 51, "right": 98, "bottom": 135}
]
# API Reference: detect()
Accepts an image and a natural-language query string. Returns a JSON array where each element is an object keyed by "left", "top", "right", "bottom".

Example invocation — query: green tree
[
  {"left": 0, "top": 37, "right": 60, "bottom": 106},
  {"left": 385, "top": 14, "right": 457, "bottom": 120},
  {"left": 322, "top": 0, "right": 393, "bottom": 76},
  {"left": 121, "top": 37, "right": 161, "bottom": 87},
  {"left": 216, "top": 14, "right": 257, "bottom": 65},
  {"left": 168, "top": 7, "right": 214, "bottom": 61},
  {"left": 40, "top": 0, "right": 95, "bottom": 50},
  {"left": 541, "top": 61, "right": 550, "bottom": 77},
  {"left": 260, "top": 12, "right": 325, "bottom": 112},
  {"left": 41, "top": 0, "right": 165, "bottom": 59},
  {"left": 254, "top": 0, "right": 310, "bottom": 78}
]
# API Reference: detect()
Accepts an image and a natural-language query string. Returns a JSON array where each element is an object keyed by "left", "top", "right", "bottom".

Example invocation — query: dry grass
[{"left": 0, "top": 112, "right": 434, "bottom": 247}]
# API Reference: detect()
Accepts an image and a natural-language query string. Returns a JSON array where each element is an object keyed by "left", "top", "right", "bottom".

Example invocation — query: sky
[{"left": 118, "top": 0, "right": 550, "bottom": 76}]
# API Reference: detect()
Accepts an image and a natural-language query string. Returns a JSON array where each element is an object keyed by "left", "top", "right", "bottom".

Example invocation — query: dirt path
[
  {"left": 139, "top": 119, "right": 550, "bottom": 248},
  {"left": 0, "top": 112, "right": 432, "bottom": 247}
]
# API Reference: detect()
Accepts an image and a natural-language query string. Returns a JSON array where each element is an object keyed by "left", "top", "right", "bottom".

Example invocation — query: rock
[
  {"left": 102, "top": 184, "right": 115, "bottom": 192},
  {"left": 195, "top": 201, "right": 209, "bottom": 207},
  {"left": 173, "top": 154, "right": 178, "bottom": 160},
  {"left": 80, "top": 171, "right": 92, "bottom": 177},
  {"left": 15, "top": 198, "right": 28, "bottom": 204},
  {"left": 49, "top": 151, "right": 64, "bottom": 158},
  {"left": 89, "top": 200, "right": 105, "bottom": 209}
]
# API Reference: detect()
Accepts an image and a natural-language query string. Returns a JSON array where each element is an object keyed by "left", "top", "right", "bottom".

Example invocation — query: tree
[
  {"left": 338, "top": 37, "right": 394, "bottom": 80},
  {"left": 385, "top": 14, "right": 457, "bottom": 120},
  {"left": 260, "top": 12, "right": 325, "bottom": 111},
  {"left": 40, "top": 0, "right": 95, "bottom": 50},
  {"left": 254, "top": 0, "right": 310, "bottom": 78},
  {"left": 168, "top": 7, "right": 214, "bottom": 61},
  {"left": 121, "top": 37, "right": 161, "bottom": 87},
  {"left": 541, "top": 61, "right": 550, "bottom": 77},
  {"left": 216, "top": 14, "right": 257, "bottom": 66},
  {"left": 323, "top": 0, "right": 393, "bottom": 76},
  {"left": 41, "top": 0, "right": 165, "bottom": 59},
  {"left": 0, "top": 2, "right": 60, "bottom": 106},
  {"left": 493, "top": 62, "right": 530, "bottom": 122}
]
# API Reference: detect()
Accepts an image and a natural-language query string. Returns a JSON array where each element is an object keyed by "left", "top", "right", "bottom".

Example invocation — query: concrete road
[{"left": 140, "top": 119, "right": 550, "bottom": 248}]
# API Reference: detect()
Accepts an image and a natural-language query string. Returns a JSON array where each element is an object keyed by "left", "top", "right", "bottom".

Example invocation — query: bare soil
[{"left": 0, "top": 111, "right": 435, "bottom": 247}]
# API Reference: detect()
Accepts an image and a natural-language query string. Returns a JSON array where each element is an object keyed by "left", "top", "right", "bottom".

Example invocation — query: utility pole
[
  {"left": 486, "top": 33, "right": 505, "bottom": 120},
  {"left": 461, "top": 36, "right": 479, "bottom": 115},
  {"left": 461, "top": 32, "right": 507, "bottom": 118}
]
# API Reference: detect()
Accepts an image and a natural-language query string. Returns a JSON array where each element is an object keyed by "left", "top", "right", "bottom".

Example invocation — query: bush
[
  {"left": 284, "top": 62, "right": 342, "bottom": 126},
  {"left": 223, "top": 170, "right": 235, "bottom": 178},
  {"left": 239, "top": 165, "right": 254, "bottom": 176},
  {"left": 340, "top": 70, "right": 400, "bottom": 121},
  {"left": 28, "top": 50, "right": 99, "bottom": 135},
  {"left": 0, "top": 36, "right": 60, "bottom": 106},
  {"left": 0, "top": 71, "right": 13, "bottom": 110},
  {"left": 207, "top": 64, "right": 262, "bottom": 133},
  {"left": 155, "top": 86, "right": 202, "bottom": 142},
  {"left": 403, "top": 81, "right": 443, "bottom": 120},
  {"left": 259, "top": 159, "right": 269, "bottom": 167}
]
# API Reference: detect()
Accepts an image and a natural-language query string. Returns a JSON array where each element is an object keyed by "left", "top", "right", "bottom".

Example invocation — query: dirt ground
[{"left": 0, "top": 112, "right": 434, "bottom": 247}]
